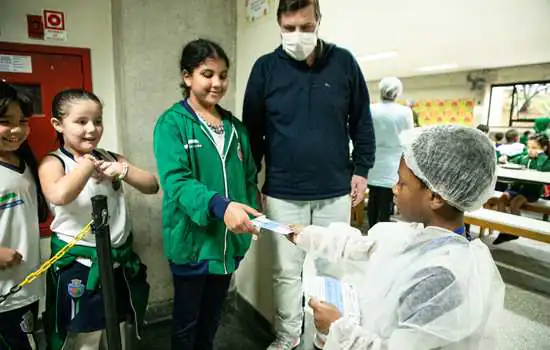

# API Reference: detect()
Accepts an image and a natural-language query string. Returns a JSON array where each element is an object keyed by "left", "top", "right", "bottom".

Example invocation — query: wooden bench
[
  {"left": 351, "top": 190, "right": 369, "bottom": 227},
  {"left": 391, "top": 210, "right": 550, "bottom": 244},
  {"left": 465, "top": 208, "right": 550, "bottom": 244},
  {"left": 351, "top": 199, "right": 365, "bottom": 226},
  {"left": 489, "top": 191, "right": 550, "bottom": 220},
  {"left": 523, "top": 200, "right": 550, "bottom": 218}
]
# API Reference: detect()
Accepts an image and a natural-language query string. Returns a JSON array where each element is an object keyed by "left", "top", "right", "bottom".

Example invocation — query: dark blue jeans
[{"left": 171, "top": 273, "right": 231, "bottom": 350}]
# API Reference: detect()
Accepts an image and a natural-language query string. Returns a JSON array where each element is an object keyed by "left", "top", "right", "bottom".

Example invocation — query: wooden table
[
  {"left": 465, "top": 208, "right": 550, "bottom": 243},
  {"left": 497, "top": 166, "right": 550, "bottom": 184}
]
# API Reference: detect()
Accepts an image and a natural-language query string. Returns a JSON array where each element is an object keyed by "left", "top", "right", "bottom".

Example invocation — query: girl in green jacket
[
  {"left": 153, "top": 39, "right": 260, "bottom": 350},
  {"left": 494, "top": 133, "right": 550, "bottom": 244}
]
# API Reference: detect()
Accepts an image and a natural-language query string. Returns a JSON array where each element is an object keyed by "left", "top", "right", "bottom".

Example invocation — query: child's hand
[
  {"left": 76, "top": 154, "right": 103, "bottom": 181},
  {"left": 287, "top": 224, "right": 305, "bottom": 244},
  {"left": 0, "top": 247, "right": 23, "bottom": 270},
  {"left": 498, "top": 155, "right": 508, "bottom": 164},
  {"left": 95, "top": 161, "right": 122, "bottom": 180},
  {"left": 308, "top": 297, "right": 342, "bottom": 335},
  {"left": 76, "top": 154, "right": 96, "bottom": 169},
  {"left": 224, "top": 202, "right": 261, "bottom": 236}
]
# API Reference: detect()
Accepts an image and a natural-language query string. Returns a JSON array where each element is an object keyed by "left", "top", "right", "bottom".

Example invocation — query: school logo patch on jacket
[
  {"left": 68, "top": 279, "right": 85, "bottom": 298},
  {"left": 0, "top": 192, "right": 24, "bottom": 210}
]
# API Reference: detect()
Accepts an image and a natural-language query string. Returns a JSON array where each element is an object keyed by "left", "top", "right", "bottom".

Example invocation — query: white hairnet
[
  {"left": 400, "top": 125, "right": 497, "bottom": 212},
  {"left": 379, "top": 77, "right": 403, "bottom": 101}
]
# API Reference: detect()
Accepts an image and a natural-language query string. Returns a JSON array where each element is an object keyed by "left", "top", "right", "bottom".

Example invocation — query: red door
[{"left": 0, "top": 42, "right": 93, "bottom": 236}]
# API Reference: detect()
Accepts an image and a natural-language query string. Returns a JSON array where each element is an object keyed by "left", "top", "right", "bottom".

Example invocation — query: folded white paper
[
  {"left": 306, "top": 276, "right": 361, "bottom": 322},
  {"left": 251, "top": 216, "right": 293, "bottom": 235},
  {"left": 306, "top": 275, "right": 361, "bottom": 349}
]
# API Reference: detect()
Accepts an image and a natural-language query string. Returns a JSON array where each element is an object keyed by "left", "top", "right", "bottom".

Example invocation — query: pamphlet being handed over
[{"left": 251, "top": 216, "right": 293, "bottom": 235}]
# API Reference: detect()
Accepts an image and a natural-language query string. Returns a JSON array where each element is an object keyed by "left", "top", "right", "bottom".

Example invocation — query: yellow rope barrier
[{"left": 0, "top": 221, "right": 93, "bottom": 304}]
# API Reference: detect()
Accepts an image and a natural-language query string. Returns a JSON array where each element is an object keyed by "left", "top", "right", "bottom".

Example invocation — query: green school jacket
[
  {"left": 534, "top": 117, "right": 550, "bottom": 134},
  {"left": 153, "top": 101, "right": 258, "bottom": 274},
  {"left": 509, "top": 153, "right": 550, "bottom": 197}
]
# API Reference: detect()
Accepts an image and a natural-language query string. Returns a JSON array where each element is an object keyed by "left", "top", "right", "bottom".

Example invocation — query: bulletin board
[{"left": 410, "top": 99, "right": 475, "bottom": 126}]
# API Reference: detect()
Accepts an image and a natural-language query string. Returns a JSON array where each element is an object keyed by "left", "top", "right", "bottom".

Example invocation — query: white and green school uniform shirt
[
  {"left": 49, "top": 148, "right": 131, "bottom": 266},
  {"left": 0, "top": 161, "right": 42, "bottom": 313}
]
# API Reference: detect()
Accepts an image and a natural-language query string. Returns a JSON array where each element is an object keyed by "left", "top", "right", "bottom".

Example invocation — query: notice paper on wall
[
  {"left": 0, "top": 54, "right": 32, "bottom": 73},
  {"left": 245, "top": 0, "right": 274, "bottom": 22}
]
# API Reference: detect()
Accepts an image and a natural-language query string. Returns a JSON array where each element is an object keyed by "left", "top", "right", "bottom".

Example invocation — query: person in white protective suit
[{"left": 289, "top": 125, "right": 505, "bottom": 349}]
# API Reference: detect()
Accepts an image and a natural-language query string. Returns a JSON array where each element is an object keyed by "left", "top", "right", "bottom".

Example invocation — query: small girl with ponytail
[{"left": 39, "top": 89, "right": 159, "bottom": 349}]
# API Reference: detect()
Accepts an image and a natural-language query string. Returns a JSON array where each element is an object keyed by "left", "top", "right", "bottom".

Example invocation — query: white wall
[
  {"left": 235, "top": 0, "right": 279, "bottom": 117},
  {"left": 0, "top": 0, "right": 119, "bottom": 151},
  {"left": 323, "top": 0, "right": 550, "bottom": 80}
]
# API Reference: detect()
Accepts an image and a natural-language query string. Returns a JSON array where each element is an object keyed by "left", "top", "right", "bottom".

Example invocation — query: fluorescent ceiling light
[
  {"left": 416, "top": 63, "right": 458, "bottom": 72},
  {"left": 357, "top": 51, "right": 398, "bottom": 62}
]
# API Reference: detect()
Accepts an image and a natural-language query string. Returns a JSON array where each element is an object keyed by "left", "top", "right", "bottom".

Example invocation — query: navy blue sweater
[{"left": 242, "top": 41, "right": 375, "bottom": 200}]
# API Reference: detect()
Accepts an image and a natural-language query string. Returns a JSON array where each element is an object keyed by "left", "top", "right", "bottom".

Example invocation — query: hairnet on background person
[
  {"left": 379, "top": 77, "right": 403, "bottom": 101},
  {"left": 400, "top": 125, "right": 497, "bottom": 212}
]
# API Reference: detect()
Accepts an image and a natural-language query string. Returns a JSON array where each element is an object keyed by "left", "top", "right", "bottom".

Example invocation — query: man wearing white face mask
[
  {"left": 242, "top": 1, "right": 375, "bottom": 349},
  {"left": 280, "top": 24, "right": 318, "bottom": 61}
]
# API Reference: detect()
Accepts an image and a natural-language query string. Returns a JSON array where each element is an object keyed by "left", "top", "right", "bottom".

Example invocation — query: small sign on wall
[
  {"left": 0, "top": 55, "right": 33, "bottom": 73},
  {"left": 43, "top": 10, "right": 67, "bottom": 42},
  {"left": 26, "top": 15, "right": 44, "bottom": 40},
  {"left": 245, "top": 0, "right": 275, "bottom": 22}
]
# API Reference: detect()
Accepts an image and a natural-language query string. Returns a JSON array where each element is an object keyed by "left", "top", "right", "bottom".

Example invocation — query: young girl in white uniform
[
  {"left": 0, "top": 82, "right": 49, "bottom": 349},
  {"left": 39, "top": 89, "right": 159, "bottom": 350}
]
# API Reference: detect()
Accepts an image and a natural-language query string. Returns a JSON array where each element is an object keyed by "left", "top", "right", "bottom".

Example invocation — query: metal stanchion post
[{"left": 91, "top": 195, "right": 122, "bottom": 350}]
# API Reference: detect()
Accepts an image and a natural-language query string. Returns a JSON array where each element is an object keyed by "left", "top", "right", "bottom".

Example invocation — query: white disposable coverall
[{"left": 296, "top": 222, "right": 505, "bottom": 350}]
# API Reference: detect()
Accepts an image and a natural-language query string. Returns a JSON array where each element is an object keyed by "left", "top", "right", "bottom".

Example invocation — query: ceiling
[{"left": 318, "top": 0, "right": 550, "bottom": 80}]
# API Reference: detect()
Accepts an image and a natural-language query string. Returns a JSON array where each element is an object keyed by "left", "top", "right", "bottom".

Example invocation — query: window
[{"left": 488, "top": 81, "right": 550, "bottom": 128}]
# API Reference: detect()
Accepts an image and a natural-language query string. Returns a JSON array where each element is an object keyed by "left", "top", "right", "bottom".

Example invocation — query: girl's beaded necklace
[{"left": 197, "top": 113, "right": 224, "bottom": 135}]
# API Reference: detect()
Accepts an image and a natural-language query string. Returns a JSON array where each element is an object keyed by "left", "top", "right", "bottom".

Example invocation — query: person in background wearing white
[
  {"left": 289, "top": 125, "right": 504, "bottom": 349},
  {"left": 367, "top": 77, "right": 413, "bottom": 228},
  {"left": 496, "top": 128, "right": 525, "bottom": 159}
]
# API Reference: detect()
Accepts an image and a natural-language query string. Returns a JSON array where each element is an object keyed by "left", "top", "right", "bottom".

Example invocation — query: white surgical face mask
[{"left": 281, "top": 31, "right": 318, "bottom": 61}]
